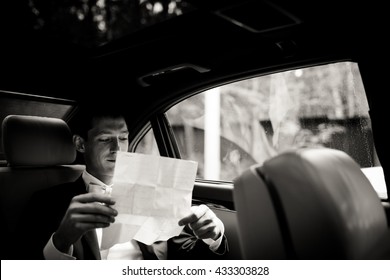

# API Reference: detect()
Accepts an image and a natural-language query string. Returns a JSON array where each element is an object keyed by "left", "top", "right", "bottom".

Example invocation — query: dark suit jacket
[{"left": 15, "top": 176, "right": 228, "bottom": 260}]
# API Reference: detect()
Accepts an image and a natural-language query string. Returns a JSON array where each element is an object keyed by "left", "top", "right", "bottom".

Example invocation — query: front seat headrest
[
  {"left": 2, "top": 115, "right": 76, "bottom": 167},
  {"left": 234, "top": 147, "right": 388, "bottom": 259}
]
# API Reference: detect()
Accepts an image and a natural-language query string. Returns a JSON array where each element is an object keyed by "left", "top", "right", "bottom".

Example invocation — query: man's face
[{"left": 83, "top": 116, "right": 129, "bottom": 182}]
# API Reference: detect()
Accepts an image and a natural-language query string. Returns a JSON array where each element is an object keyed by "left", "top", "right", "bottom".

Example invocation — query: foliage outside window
[
  {"left": 137, "top": 62, "right": 386, "bottom": 198},
  {"left": 28, "top": 0, "right": 194, "bottom": 48}
]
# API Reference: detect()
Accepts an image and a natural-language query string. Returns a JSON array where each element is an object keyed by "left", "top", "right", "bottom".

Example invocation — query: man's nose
[
  {"left": 110, "top": 138, "right": 121, "bottom": 152},
  {"left": 111, "top": 137, "right": 127, "bottom": 152}
]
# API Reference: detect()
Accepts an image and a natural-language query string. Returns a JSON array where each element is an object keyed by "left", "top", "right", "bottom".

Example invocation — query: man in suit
[{"left": 19, "top": 107, "right": 228, "bottom": 260}]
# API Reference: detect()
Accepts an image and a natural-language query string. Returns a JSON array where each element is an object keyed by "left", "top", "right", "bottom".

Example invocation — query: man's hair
[{"left": 68, "top": 102, "right": 127, "bottom": 140}]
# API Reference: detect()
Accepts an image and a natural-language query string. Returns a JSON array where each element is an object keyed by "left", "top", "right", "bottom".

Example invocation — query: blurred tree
[{"left": 27, "top": 0, "right": 193, "bottom": 47}]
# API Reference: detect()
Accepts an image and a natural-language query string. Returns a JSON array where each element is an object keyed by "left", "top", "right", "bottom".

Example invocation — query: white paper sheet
[{"left": 101, "top": 152, "right": 198, "bottom": 249}]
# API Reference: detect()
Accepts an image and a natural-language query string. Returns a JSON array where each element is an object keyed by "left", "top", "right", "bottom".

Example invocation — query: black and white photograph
[{"left": 1, "top": 0, "right": 389, "bottom": 279}]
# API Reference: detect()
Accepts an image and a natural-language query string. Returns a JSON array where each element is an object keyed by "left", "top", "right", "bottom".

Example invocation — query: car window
[
  {"left": 137, "top": 61, "right": 387, "bottom": 199},
  {"left": 134, "top": 126, "right": 159, "bottom": 155},
  {"left": 25, "top": 0, "right": 195, "bottom": 48}
]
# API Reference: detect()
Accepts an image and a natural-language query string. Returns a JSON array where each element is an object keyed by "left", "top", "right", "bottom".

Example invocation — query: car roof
[
  {"left": 0, "top": 1, "right": 385, "bottom": 113},
  {"left": 0, "top": 1, "right": 389, "bottom": 202}
]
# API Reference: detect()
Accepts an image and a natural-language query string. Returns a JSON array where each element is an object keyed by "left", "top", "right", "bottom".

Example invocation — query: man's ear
[{"left": 73, "top": 135, "right": 86, "bottom": 153}]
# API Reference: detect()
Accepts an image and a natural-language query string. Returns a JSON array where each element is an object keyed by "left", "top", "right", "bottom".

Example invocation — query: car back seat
[
  {"left": 233, "top": 147, "right": 390, "bottom": 259},
  {"left": 0, "top": 115, "right": 84, "bottom": 259}
]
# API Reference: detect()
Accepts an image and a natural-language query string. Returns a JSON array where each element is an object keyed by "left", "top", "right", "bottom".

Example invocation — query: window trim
[{"left": 150, "top": 113, "right": 181, "bottom": 158}]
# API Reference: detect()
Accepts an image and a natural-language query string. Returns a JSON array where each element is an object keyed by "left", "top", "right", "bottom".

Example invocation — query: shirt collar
[{"left": 82, "top": 170, "right": 113, "bottom": 192}]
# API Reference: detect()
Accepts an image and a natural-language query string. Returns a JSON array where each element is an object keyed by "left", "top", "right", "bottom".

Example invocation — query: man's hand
[
  {"left": 178, "top": 204, "right": 223, "bottom": 241},
  {"left": 53, "top": 193, "right": 117, "bottom": 253}
]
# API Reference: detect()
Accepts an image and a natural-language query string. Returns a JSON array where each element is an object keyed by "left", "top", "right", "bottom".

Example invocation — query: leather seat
[
  {"left": 0, "top": 115, "right": 84, "bottom": 259},
  {"left": 233, "top": 147, "right": 389, "bottom": 259}
]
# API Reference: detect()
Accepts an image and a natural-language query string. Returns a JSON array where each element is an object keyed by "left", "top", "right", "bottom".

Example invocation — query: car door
[{"left": 129, "top": 60, "right": 389, "bottom": 260}]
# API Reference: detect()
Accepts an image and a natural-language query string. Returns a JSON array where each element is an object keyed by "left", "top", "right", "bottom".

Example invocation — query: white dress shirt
[{"left": 43, "top": 170, "right": 224, "bottom": 259}]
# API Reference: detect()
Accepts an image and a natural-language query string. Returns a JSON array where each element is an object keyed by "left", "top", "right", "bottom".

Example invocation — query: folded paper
[{"left": 101, "top": 152, "right": 198, "bottom": 249}]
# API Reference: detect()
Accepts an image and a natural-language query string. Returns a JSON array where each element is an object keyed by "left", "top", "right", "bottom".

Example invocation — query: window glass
[
  {"left": 134, "top": 126, "right": 159, "bottom": 155},
  {"left": 165, "top": 62, "right": 387, "bottom": 198},
  {"left": 26, "top": 0, "right": 195, "bottom": 48}
]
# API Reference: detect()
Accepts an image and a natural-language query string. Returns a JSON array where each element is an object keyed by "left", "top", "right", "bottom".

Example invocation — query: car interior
[
  {"left": 1, "top": 0, "right": 389, "bottom": 260},
  {"left": 234, "top": 147, "right": 389, "bottom": 259},
  {"left": 0, "top": 115, "right": 85, "bottom": 259}
]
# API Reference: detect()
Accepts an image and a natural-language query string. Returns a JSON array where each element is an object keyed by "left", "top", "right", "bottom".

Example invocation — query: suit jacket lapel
[
  {"left": 137, "top": 241, "right": 168, "bottom": 260},
  {"left": 153, "top": 241, "right": 168, "bottom": 260},
  {"left": 83, "top": 230, "right": 101, "bottom": 260},
  {"left": 73, "top": 239, "right": 84, "bottom": 260},
  {"left": 137, "top": 241, "right": 158, "bottom": 260},
  {"left": 72, "top": 176, "right": 101, "bottom": 259}
]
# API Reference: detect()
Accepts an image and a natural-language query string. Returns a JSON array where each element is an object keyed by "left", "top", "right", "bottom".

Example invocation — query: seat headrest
[
  {"left": 234, "top": 147, "right": 388, "bottom": 259},
  {"left": 262, "top": 148, "right": 387, "bottom": 257},
  {"left": 2, "top": 115, "right": 76, "bottom": 167}
]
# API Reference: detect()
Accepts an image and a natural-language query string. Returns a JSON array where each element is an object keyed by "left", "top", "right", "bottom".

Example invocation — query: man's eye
[
  {"left": 119, "top": 137, "right": 128, "bottom": 141},
  {"left": 99, "top": 138, "right": 110, "bottom": 142}
]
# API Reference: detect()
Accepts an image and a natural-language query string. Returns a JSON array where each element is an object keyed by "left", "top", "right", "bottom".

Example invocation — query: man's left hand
[{"left": 178, "top": 204, "right": 223, "bottom": 241}]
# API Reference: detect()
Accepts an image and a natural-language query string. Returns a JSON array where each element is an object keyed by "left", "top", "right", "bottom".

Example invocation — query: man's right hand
[{"left": 52, "top": 193, "right": 117, "bottom": 253}]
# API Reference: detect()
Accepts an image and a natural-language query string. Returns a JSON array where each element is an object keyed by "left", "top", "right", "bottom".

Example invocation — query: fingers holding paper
[
  {"left": 178, "top": 204, "right": 223, "bottom": 241},
  {"left": 53, "top": 192, "right": 117, "bottom": 253}
]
